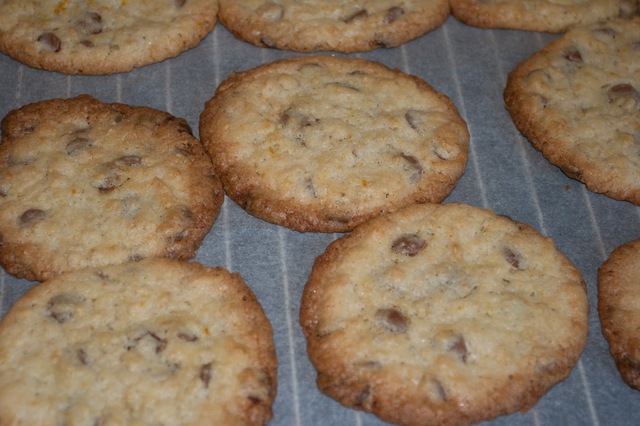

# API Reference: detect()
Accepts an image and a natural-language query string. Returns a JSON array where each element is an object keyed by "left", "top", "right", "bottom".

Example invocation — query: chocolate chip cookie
[
  {"left": 300, "top": 202, "right": 589, "bottom": 425},
  {"left": 598, "top": 238, "right": 640, "bottom": 390},
  {"left": 0, "top": 0, "right": 218, "bottom": 74},
  {"left": 0, "top": 258, "right": 277, "bottom": 425},
  {"left": 451, "top": 0, "right": 636, "bottom": 33},
  {"left": 200, "top": 55, "right": 469, "bottom": 233},
  {"left": 0, "top": 95, "right": 223, "bottom": 281},
  {"left": 217, "top": 0, "right": 449, "bottom": 53},
  {"left": 505, "top": 17, "right": 640, "bottom": 205}
]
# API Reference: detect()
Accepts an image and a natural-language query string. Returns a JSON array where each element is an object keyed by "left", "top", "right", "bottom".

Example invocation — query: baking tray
[{"left": 1, "top": 15, "right": 639, "bottom": 426}]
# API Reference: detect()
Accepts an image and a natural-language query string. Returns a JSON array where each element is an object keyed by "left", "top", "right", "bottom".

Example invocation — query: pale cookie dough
[
  {"left": 450, "top": 0, "right": 637, "bottom": 33},
  {"left": 0, "top": 95, "right": 224, "bottom": 281},
  {"left": 0, "top": 258, "right": 277, "bottom": 426},
  {"left": 200, "top": 55, "right": 469, "bottom": 233},
  {"left": 0, "top": 0, "right": 218, "bottom": 74},
  {"left": 598, "top": 238, "right": 640, "bottom": 390},
  {"left": 505, "top": 17, "right": 640, "bottom": 205},
  {"left": 218, "top": 0, "right": 450, "bottom": 53},
  {"left": 301, "top": 202, "right": 589, "bottom": 426}
]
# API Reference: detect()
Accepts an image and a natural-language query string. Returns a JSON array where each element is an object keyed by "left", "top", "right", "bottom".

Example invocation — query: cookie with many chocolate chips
[
  {"left": 217, "top": 0, "right": 449, "bottom": 53},
  {"left": 300, "top": 203, "right": 588, "bottom": 425},
  {"left": 450, "top": 0, "right": 636, "bottom": 33},
  {"left": 0, "top": 258, "right": 277, "bottom": 425},
  {"left": 0, "top": 95, "right": 223, "bottom": 281},
  {"left": 199, "top": 56, "right": 469, "bottom": 233},
  {"left": 598, "top": 238, "right": 640, "bottom": 390},
  {"left": 505, "top": 17, "right": 640, "bottom": 205},
  {"left": 0, "top": 0, "right": 218, "bottom": 74}
]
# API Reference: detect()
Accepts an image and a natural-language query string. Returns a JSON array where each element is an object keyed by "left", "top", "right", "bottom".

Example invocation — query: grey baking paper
[{"left": 1, "top": 16, "right": 639, "bottom": 426}]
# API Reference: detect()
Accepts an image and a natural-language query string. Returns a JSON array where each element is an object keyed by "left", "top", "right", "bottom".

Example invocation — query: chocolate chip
[
  {"left": 619, "top": 1, "right": 639, "bottom": 17},
  {"left": 344, "top": 9, "right": 368, "bottom": 23},
  {"left": 405, "top": 110, "right": 420, "bottom": 132},
  {"left": 391, "top": 234, "right": 425, "bottom": 256},
  {"left": 372, "top": 38, "right": 390, "bottom": 48},
  {"left": 399, "top": 153, "right": 423, "bottom": 182},
  {"left": 177, "top": 332, "right": 198, "bottom": 342},
  {"left": 20, "top": 208, "right": 45, "bottom": 225},
  {"left": 77, "top": 12, "right": 103, "bottom": 35},
  {"left": 384, "top": 7, "right": 405, "bottom": 24},
  {"left": 127, "top": 331, "right": 167, "bottom": 353},
  {"left": 375, "top": 308, "right": 408, "bottom": 333},
  {"left": 607, "top": 83, "right": 640, "bottom": 106},
  {"left": 592, "top": 27, "right": 618, "bottom": 38},
  {"left": 256, "top": 2, "right": 284, "bottom": 21},
  {"left": 65, "top": 136, "right": 92, "bottom": 156},
  {"left": 80, "top": 40, "right": 94, "bottom": 48},
  {"left": 297, "top": 62, "right": 324, "bottom": 73},
  {"left": 279, "top": 109, "right": 290, "bottom": 126},
  {"left": 17, "top": 124, "right": 35, "bottom": 136},
  {"left": 114, "top": 155, "right": 142, "bottom": 167},
  {"left": 305, "top": 178, "right": 317, "bottom": 198},
  {"left": 77, "top": 348, "right": 89, "bottom": 365},
  {"left": 96, "top": 170, "right": 125, "bottom": 193},
  {"left": 175, "top": 0, "right": 187, "bottom": 6},
  {"left": 504, "top": 247, "right": 523, "bottom": 270},
  {"left": 326, "top": 81, "right": 360, "bottom": 92},
  {"left": 47, "top": 293, "right": 84, "bottom": 324},
  {"left": 353, "top": 385, "right": 372, "bottom": 407},
  {"left": 259, "top": 35, "right": 276, "bottom": 48},
  {"left": 248, "top": 396, "right": 262, "bottom": 405},
  {"left": 448, "top": 335, "right": 468, "bottom": 363},
  {"left": 172, "top": 229, "right": 189, "bottom": 243},
  {"left": 563, "top": 48, "right": 583, "bottom": 63},
  {"left": 148, "top": 332, "right": 167, "bottom": 353},
  {"left": 200, "top": 362, "right": 213, "bottom": 388},
  {"left": 37, "top": 32, "right": 61, "bottom": 52},
  {"left": 432, "top": 379, "right": 447, "bottom": 401}
]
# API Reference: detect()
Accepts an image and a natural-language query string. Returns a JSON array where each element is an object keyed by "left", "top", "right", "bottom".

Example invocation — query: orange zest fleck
[{"left": 54, "top": 0, "right": 69, "bottom": 14}]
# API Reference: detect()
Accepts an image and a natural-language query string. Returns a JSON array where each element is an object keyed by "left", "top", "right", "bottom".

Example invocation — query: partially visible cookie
[
  {"left": 598, "top": 238, "right": 640, "bottom": 390},
  {"left": 451, "top": 0, "right": 636, "bottom": 33},
  {"left": 505, "top": 17, "right": 640, "bottom": 205},
  {"left": 217, "top": 0, "right": 449, "bottom": 53},
  {"left": 0, "top": 95, "right": 224, "bottom": 281},
  {"left": 300, "top": 203, "right": 588, "bottom": 425},
  {"left": 0, "top": 0, "right": 218, "bottom": 74},
  {"left": 0, "top": 258, "right": 277, "bottom": 425},
  {"left": 200, "top": 55, "right": 469, "bottom": 233}
]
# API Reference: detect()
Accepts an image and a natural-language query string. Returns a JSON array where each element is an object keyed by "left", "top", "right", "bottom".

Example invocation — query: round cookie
[
  {"left": 450, "top": 0, "right": 637, "bottom": 33},
  {"left": 598, "top": 238, "right": 640, "bottom": 390},
  {"left": 505, "top": 17, "right": 640, "bottom": 205},
  {"left": 0, "top": 0, "right": 218, "bottom": 74},
  {"left": 217, "top": 0, "right": 450, "bottom": 53},
  {"left": 199, "top": 55, "right": 469, "bottom": 233},
  {"left": 0, "top": 95, "right": 224, "bottom": 281},
  {"left": 0, "top": 258, "right": 277, "bottom": 425},
  {"left": 300, "top": 203, "right": 588, "bottom": 425}
]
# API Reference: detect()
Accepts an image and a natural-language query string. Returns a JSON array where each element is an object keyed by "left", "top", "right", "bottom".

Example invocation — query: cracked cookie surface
[
  {"left": 0, "top": 258, "right": 277, "bottom": 426},
  {"left": 218, "top": 0, "right": 449, "bottom": 53},
  {"left": 450, "top": 0, "right": 636, "bottom": 33},
  {"left": 199, "top": 55, "right": 469, "bottom": 233},
  {"left": 598, "top": 238, "right": 640, "bottom": 390},
  {"left": 0, "top": 95, "right": 223, "bottom": 281},
  {"left": 505, "top": 17, "right": 640, "bottom": 205},
  {"left": 0, "top": 0, "right": 218, "bottom": 74},
  {"left": 300, "top": 202, "right": 588, "bottom": 425}
]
